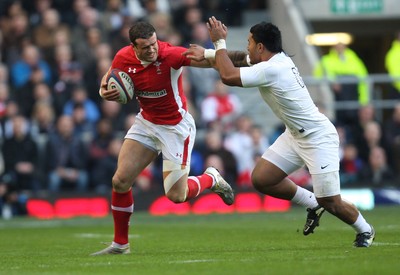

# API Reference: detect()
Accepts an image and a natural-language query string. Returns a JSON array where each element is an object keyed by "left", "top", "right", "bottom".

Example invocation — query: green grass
[{"left": 1, "top": 206, "right": 399, "bottom": 275}]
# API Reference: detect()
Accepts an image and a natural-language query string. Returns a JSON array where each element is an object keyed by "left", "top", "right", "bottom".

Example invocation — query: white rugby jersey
[{"left": 240, "top": 52, "right": 332, "bottom": 138}]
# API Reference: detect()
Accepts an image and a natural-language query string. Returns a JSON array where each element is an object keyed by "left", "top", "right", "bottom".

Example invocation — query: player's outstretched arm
[{"left": 183, "top": 45, "right": 249, "bottom": 67}]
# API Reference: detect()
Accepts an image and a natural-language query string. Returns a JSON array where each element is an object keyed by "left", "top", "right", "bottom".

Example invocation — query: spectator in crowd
[
  {"left": 26, "top": 0, "right": 53, "bottom": 27},
  {"left": 385, "top": 31, "right": 400, "bottom": 99},
  {"left": 176, "top": 5, "right": 204, "bottom": 48},
  {"left": 32, "top": 8, "right": 70, "bottom": 64},
  {"left": 224, "top": 115, "right": 254, "bottom": 187},
  {"left": 127, "top": 0, "right": 170, "bottom": 22},
  {"left": 53, "top": 44, "right": 84, "bottom": 114},
  {"left": 2, "top": 100, "right": 25, "bottom": 139},
  {"left": 201, "top": 79, "right": 242, "bottom": 131},
  {"left": 10, "top": 44, "right": 52, "bottom": 117},
  {"left": 1, "top": 8, "right": 31, "bottom": 67},
  {"left": 71, "top": 6, "right": 104, "bottom": 70},
  {"left": 187, "top": 21, "right": 213, "bottom": 49},
  {"left": 10, "top": 44, "right": 52, "bottom": 90},
  {"left": 148, "top": 12, "right": 175, "bottom": 42},
  {"left": 313, "top": 42, "right": 369, "bottom": 126},
  {"left": 32, "top": 82, "right": 53, "bottom": 106},
  {"left": 30, "top": 101, "right": 56, "bottom": 185},
  {"left": 0, "top": 63, "right": 9, "bottom": 83},
  {"left": 348, "top": 104, "right": 376, "bottom": 145},
  {"left": 358, "top": 146, "right": 396, "bottom": 186},
  {"left": 45, "top": 115, "right": 89, "bottom": 192},
  {"left": 30, "top": 101, "right": 56, "bottom": 137},
  {"left": 0, "top": 173, "right": 28, "bottom": 219},
  {"left": 99, "top": 99, "right": 127, "bottom": 134},
  {"left": 250, "top": 124, "right": 270, "bottom": 159},
  {"left": 61, "top": 0, "right": 91, "bottom": 27},
  {"left": 88, "top": 118, "right": 114, "bottom": 185},
  {"left": 100, "top": 0, "right": 127, "bottom": 39},
  {"left": 384, "top": 103, "right": 400, "bottom": 177},
  {"left": 110, "top": 20, "right": 132, "bottom": 56},
  {"left": 356, "top": 120, "right": 392, "bottom": 169},
  {"left": 63, "top": 86, "right": 100, "bottom": 125},
  {"left": 1, "top": 115, "right": 40, "bottom": 192},
  {"left": 339, "top": 143, "right": 363, "bottom": 186},
  {"left": 0, "top": 83, "right": 10, "bottom": 123},
  {"left": 91, "top": 137, "right": 120, "bottom": 195},
  {"left": 70, "top": 102, "right": 96, "bottom": 143},
  {"left": 202, "top": 129, "right": 238, "bottom": 186}
]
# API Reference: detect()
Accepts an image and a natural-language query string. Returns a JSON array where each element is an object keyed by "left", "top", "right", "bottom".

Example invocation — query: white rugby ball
[{"left": 106, "top": 69, "right": 134, "bottom": 104}]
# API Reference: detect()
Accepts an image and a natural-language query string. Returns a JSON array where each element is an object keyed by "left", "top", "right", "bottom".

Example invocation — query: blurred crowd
[{"left": 0, "top": 0, "right": 398, "bottom": 219}]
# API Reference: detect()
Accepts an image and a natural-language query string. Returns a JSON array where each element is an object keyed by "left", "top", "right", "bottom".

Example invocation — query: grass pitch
[{"left": 0, "top": 205, "right": 399, "bottom": 275}]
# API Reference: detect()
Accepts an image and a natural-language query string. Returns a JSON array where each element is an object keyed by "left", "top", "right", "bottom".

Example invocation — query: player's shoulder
[
  {"left": 158, "top": 40, "right": 186, "bottom": 57},
  {"left": 113, "top": 46, "right": 138, "bottom": 67},
  {"left": 115, "top": 46, "right": 136, "bottom": 60}
]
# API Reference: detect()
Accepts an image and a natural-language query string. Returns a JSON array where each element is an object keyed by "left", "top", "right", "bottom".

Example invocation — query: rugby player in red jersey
[{"left": 91, "top": 21, "right": 248, "bottom": 255}]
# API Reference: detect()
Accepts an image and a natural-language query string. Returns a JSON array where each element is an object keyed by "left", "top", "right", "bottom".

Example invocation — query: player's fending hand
[
  {"left": 182, "top": 44, "right": 206, "bottom": 61},
  {"left": 207, "top": 16, "right": 228, "bottom": 42}
]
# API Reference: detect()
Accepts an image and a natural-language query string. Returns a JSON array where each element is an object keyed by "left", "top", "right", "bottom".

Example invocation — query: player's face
[
  {"left": 132, "top": 32, "right": 159, "bottom": 62},
  {"left": 247, "top": 33, "right": 261, "bottom": 64}
]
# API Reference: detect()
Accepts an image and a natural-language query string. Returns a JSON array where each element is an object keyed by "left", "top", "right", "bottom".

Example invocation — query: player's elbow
[{"left": 220, "top": 74, "right": 242, "bottom": 87}]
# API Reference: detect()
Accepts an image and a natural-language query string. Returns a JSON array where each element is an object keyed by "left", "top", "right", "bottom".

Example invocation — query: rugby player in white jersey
[{"left": 184, "top": 16, "right": 375, "bottom": 247}]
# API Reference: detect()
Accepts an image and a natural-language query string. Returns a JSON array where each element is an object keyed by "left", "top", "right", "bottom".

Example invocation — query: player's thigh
[
  {"left": 311, "top": 171, "right": 341, "bottom": 198},
  {"left": 257, "top": 131, "right": 304, "bottom": 185},
  {"left": 158, "top": 113, "right": 196, "bottom": 168},
  {"left": 115, "top": 139, "right": 158, "bottom": 182},
  {"left": 252, "top": 158, "right": 289, "bottom": 186}
]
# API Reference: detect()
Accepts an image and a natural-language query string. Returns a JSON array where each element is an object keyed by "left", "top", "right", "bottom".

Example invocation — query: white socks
[
  {"left": 291, "top": 186, "right": 319, "bottom": 209},
  {"left": 351, "top": 212, "right": 372, "bottom": 233}
]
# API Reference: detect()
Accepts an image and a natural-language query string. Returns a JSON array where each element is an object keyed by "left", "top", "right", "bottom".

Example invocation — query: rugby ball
[{"left": 106, "top": 68, "right": 134, "bottom": 104}]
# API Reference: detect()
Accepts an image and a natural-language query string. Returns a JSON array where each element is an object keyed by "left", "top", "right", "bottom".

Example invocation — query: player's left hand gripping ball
[{"left": 106, "top": 69, "right": 134, "bottom": 104}]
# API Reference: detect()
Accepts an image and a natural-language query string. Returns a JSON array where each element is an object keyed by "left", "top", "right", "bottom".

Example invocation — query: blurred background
[{"left": 0, "top": 0, "right": 399, "bottom": 219}]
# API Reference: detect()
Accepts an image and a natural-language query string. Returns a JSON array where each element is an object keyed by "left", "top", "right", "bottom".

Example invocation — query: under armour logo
[
  {"left": 128, "top": 67, "right": 136, "bottom": 73},
  {"left": 176, "top": 153, "right": 182, "bottom": 158}
]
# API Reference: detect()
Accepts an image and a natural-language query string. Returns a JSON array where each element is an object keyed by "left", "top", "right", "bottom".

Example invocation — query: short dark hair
[
  {"left": 250, "top": 22, "right": 283, "bottom": 53},
  {"left": 129, "top": 22, "right": 156, "bottom": 45}
]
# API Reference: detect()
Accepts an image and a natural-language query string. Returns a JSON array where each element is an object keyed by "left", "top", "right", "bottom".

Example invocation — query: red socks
[
  {"left": 186, "top": 174, "right": 213, "bottom": 200},
  {"left": 111, "top": 189, "right": 134, "bottom": 245}
]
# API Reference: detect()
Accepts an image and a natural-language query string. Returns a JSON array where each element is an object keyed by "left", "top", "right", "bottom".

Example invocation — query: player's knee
[
  {"left": 112, "top": 174, "right": 132, "bottom": 192},
  {"left": 316, "top": 197, "right": 342, "bottom": 215},
  {"left": 251, "top": 170, "right": 270, "bottom": 192},
  {"left": 165, "top": 190, "right": 186, "bottom": 203}
]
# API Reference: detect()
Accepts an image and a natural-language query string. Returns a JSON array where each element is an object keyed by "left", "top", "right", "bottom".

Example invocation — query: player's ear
[{"left": 257, "top": 42, "right": 264, "bottom": 54}]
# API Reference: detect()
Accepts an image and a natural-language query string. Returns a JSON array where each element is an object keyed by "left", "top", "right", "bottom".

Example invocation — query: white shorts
[
  {"left": 125, "top": 112, "right": 196, "bottom": 166},
  {"left": 262, "top": 127, "right": 341, "bottom": 197}
]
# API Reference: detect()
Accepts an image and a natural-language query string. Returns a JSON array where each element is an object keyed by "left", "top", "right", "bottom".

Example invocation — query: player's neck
[{"left": 134, "top": 51, "right": 153, "bottom": 66}]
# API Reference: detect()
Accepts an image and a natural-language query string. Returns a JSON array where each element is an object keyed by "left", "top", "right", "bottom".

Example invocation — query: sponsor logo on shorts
[{"left": 321, "top": 164, "right": 329, "bottom": 169}]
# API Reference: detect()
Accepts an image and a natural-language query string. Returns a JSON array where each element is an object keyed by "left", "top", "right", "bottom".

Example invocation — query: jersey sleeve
[
  {"left": 164, "top": 45, "right": 191, "bottom": 69},
  {"left": 240, "top": 63, "right": 271, "bottom": 88}
]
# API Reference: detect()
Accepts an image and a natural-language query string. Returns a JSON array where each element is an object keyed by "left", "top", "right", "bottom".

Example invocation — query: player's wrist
[
  {"left": 204, "top": 49, "right": 216, "bottom": 59},
  {"left": 213, "top": 39, "right": 226, "bottom": 51},
  {"left": 246, "top": 54, "right": 252, "bottom": 66}
]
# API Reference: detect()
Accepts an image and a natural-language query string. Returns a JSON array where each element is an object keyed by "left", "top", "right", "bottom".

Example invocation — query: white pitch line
[
  {"left": 74, "top": 233, "right": 141, "bottom": 239},
  {"left": 372, "top": 242, "right": 400, "bottom": 246},
  {"left": 169, "top": 259, "right": 219, "bottom": 264}
]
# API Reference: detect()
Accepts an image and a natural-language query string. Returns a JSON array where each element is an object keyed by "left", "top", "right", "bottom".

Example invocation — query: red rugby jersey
[{"left": 111, "top": 41, "right": 191, "bottom": 125}]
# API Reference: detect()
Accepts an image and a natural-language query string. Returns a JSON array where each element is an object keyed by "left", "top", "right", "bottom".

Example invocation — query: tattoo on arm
[{"left": 227, "top": 51, "right": 248, "bottom": 67}]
